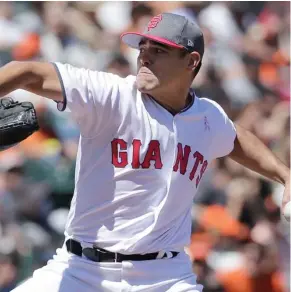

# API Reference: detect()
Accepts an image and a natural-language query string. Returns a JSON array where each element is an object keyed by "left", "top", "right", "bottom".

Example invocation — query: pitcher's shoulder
[
  {"left": 198, "top": 97, "right": 224, "bottom": 111},
  {"left": 196, "top": 97, "right": 229, "bottom": 117}
]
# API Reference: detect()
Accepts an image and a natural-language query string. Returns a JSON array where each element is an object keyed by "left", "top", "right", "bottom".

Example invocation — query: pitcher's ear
[{"left": 188, "top": 52, "right": 201, "bottom": 71}]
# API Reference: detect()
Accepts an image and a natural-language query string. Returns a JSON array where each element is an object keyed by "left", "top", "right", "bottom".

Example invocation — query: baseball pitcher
[{"left": 0, "top": 13, "right": 289, "bottom": 292}]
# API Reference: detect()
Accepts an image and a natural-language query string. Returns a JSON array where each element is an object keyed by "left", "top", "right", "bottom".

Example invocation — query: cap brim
[{"left": 121, "top": 32, "right": 184, "bottom": 50}]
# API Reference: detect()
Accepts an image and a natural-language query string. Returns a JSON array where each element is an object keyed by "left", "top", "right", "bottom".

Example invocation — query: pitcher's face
[{"left": 136, "top": 39, "right": 190, "bottom": 95}]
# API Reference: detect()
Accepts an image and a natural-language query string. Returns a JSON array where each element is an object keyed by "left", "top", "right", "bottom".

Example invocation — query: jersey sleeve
[
  {"left": 52, "top": 62, "right": 124, "bottom": 138},
  {"left": 209, "top": 101, "right": 237, "bottom": 159}
]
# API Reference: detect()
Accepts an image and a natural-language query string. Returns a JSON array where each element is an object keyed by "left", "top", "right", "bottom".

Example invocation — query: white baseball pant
[{"left": 11, "top": 243, "right": 203, "bottom": 292}]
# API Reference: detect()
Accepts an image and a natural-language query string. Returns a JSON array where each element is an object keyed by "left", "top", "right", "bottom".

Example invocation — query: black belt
[{"left": 66, "top": 239, "right": 179, "bottom": 262}]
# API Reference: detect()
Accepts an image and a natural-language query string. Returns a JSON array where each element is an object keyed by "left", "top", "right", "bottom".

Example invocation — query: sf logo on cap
[{"left": 147, "top": 14, "right": 163, "bottom": 31}]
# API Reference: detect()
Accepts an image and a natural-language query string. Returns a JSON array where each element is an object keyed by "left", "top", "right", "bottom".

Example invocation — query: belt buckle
[{"left": 92, "top": 245, "right": 121, "bottom": 262}]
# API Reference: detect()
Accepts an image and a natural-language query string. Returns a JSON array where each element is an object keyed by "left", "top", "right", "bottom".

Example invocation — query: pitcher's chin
[{"left": 136, "top": 81, "right": 158, "bottom": 94}]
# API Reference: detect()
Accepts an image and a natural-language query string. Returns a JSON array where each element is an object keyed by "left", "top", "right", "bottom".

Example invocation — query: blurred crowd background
[{"left": 0, "top": 1, "right": 290, "bottom": 292}]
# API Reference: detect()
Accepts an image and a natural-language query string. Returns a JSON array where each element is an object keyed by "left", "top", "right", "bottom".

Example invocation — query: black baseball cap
[{"left": 121, "top": 13, "right": 204, "bottom": 58}]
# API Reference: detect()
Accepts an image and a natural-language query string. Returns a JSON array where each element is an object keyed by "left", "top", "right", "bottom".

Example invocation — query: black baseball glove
[{"left": 0, "top": 97, "right": 39, "bottom": 151}]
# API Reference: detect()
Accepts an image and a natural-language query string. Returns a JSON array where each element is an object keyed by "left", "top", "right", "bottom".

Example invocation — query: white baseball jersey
[{"left": 53, "top": 62, "right": 236, "bottom": 254}]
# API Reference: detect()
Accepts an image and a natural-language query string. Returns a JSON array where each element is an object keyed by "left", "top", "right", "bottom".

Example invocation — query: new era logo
[
  {"left": 147, "top": 14, "right": 163, "bottom": 31},
  {"left": 187, "top": 39, "right": 194, "bottom": 47}
]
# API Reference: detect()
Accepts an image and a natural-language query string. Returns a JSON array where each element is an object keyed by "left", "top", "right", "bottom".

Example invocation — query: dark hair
[{"left": 180, "top": 49, "right": 202, "bottom": 79}]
